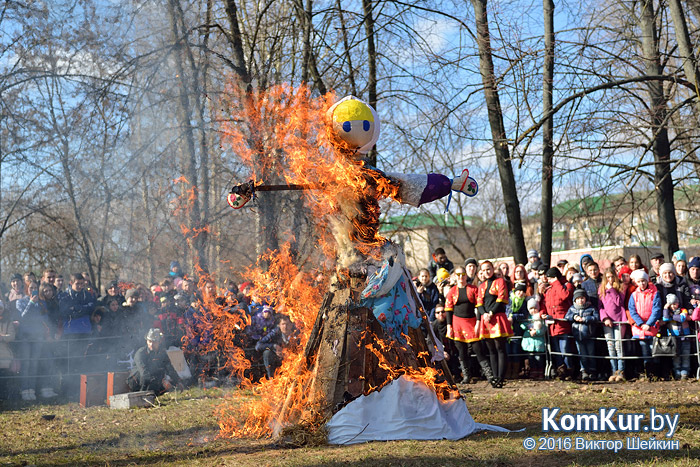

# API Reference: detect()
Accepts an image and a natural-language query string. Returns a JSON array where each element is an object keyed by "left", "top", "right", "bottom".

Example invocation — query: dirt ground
[{"left": 2, "top": 379, "right": 700, "bottom": 466}]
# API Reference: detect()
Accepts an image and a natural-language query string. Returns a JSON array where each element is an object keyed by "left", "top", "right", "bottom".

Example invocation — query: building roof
[{"left": 381, "top": 213, "right": 482, "bottom": 230}]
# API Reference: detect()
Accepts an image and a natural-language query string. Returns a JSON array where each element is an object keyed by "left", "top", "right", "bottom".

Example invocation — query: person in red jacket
[
  {"left": 476, "top": 261, "right": 513, "bottom": 387},
  {"left": 540, "top": 267, "right": 574, "bottom": 378}
]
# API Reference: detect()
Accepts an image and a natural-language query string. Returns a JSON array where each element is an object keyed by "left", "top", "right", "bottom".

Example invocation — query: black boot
[
  {"left": 480, "top": 361, "right": 500, "bottom": 388},
  {"left": 459, "top": 361, "right": 471, "bottom": 384}
]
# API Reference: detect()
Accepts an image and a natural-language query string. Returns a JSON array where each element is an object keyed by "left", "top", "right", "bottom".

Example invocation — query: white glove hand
[{"left": 451, "top": 169, "right": 478, "bottom": 197}]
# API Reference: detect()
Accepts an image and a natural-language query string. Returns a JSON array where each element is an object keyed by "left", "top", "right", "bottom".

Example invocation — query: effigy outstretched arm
[{"left": 385, "top": 169, "right": 478, "bottom": 207}]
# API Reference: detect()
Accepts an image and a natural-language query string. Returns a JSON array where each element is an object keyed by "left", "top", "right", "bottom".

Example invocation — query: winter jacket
[
  {"left": 628, "top": 283, "right": 662, "bottom": 339},
  {"left": 541, "top": 279, "right": 574, "bottom": 336},
  {"left": 418, "top": 282, "right": 441, "bottom": 321},
  {"left": 428, "top": 258, "right": 454, "bottom": 278},
  {"left": 129, "top": 345, "right": 180, "bottom": 391},
  {"left": 656, "top": 276, "right": 692, "bottom": 310},
  {"left": 58, "top": 289, "right": 95, "bottom": 334},
  {"left": 247, "top": 311, "right": 276, "bottom": 341},
  {"left": 506, "top": 292, "right": 529, "bottom": 336},
  {"left": 0, "top": 320, "right": 15, "bottom": 369},
  {"left": 581, "top": 277, "right": 602, "bottom": 309},
  {"left": 599, "top": 287, "right": 626, "bottom": 323},
  {"left": 565, "top": 303, "right": 599, "bottom": 340},
  {"left": 255, "top": 324, "right": 300, "bottom": 353},
  {"left": 663, "top": 308, "right": 693, "bottom": 337},
  {"left": 519, "top": 317, "right": 546, "bottom": 353},
  {"left": 16, "top": 298, "right": 53, "bottom": 340}
]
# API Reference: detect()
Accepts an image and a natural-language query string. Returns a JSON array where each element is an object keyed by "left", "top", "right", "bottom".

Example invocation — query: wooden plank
[
  {"left": 304, "top": 292, "right": 334, "bottom": 367},
  {"left": 308, "top": 288, "right": 351, "bottom": 417},
  {"left": 80, "top": 373, "right": 107, "bottom": 408}
]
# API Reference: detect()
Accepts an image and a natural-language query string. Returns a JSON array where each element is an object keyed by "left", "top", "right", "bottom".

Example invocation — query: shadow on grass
[
  {"left": 0, "top": 425, "right": 222, "bottom": 457},
  {"left": 4, "top": 427, "right": 698, "bottom": 466}
]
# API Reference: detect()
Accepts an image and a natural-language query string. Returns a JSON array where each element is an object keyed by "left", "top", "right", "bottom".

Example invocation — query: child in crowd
[
  {"left": 506, "top": 281, "right": 529, "bottom": 377},
  {"left": 520, "top": 298, "right": 545, "bottom": 379},
  {"left": 663, "top": 294, "right": 692, "bottom": 380},
  {"left": 599, "top": 267, "right": 627, "bottom": 382},
  {"left": 628, "top": 269, "right": 662, "bottom": 380},
  {"left": 565, "top": 288, "right": 599, "bottom": 381}
]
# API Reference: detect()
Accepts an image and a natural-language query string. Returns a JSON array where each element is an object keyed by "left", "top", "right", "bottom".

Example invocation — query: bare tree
[
  {"left": 540, "top": 0, "right": 555, "bottom": 266},
  {"left": 469, "top": 0, "right": 527, "bottom": 264}
]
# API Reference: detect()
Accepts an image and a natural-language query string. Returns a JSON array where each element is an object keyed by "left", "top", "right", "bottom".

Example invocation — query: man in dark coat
[
  {"left": 428, "top": 247, "right": 454, "bottom": 278},
  {"left": 127, "top": 328, "right": 181, "bottom": 394},
  {"left": 255, "top": 316, "right": 300, "bottom": 379}
]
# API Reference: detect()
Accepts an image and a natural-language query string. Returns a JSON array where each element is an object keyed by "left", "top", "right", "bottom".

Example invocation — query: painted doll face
[{"left": 330, "top": 99, "right": 375, "bottom": 150}]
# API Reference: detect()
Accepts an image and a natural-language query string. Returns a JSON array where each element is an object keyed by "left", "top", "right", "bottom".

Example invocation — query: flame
[{"left": 202, "top": 245, "right": 324, "bottom": 438}]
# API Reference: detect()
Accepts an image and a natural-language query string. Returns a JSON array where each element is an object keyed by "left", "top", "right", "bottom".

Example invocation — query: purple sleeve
[{"left": 418, "top": 173, "right": 452, "bottom": 205}]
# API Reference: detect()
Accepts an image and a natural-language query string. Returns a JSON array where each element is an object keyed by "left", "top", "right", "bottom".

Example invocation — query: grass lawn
[{"left": 2, "top": 379, "right": 700, "bottom": 466}]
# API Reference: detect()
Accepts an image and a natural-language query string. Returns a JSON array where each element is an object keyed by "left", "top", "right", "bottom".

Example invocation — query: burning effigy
[{"left": 215, "top": 85, "right": 504, "bottom": 444}]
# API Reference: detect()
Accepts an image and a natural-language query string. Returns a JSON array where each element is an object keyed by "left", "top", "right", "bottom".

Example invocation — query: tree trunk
[
  {"left": 167, "top": 0, "right": 207, "bottom": 272},
  {"left": 362, "top": 0, "right": 378, "bottom": 166},
  {"left": 540, "top": 0, "right": 555, "bottom": 266},
  {"left": 469, "top": 0, "right": 527, "bottom": 264},
  {"left": 141, "top": 175, "right": 156, "bottom": 284},
  {"left": 223, "top": 0, "right": 251, "bottom": 87},
  {"left": 639, "top": 0, "right": 679, "bottom": 258}
]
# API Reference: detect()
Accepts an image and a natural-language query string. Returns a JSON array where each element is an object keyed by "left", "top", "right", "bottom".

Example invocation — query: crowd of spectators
[
  {"left": 425, "top": 247, "right": 700, "bottom": 387},
  {"left": 0, "top": 261, "right": 299, "bottom": 403},
  {"left": 2, "top": 245, "right": 698, "bottom": 402}
]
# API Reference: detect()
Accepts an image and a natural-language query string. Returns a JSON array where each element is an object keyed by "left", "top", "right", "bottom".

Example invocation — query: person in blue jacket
[
  {"left": 255, "top": 315, "right": 300, "bottom": 379},
  {"left": 565, "top": 288, "right": 600, "bottom": 381}
]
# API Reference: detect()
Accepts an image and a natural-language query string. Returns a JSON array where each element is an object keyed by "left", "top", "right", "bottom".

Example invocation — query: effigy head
[{"left": 326, "top": 96, "right": 380, "bottom": 156}]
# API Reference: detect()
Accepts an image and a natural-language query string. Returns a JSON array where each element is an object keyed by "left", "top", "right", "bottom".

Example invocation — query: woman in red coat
[
  {"left": 540, "top": 268, "right": 574, "bottom": 377},
  {"left": 476, "top": 261, "right": 513, "bottom": 387}
]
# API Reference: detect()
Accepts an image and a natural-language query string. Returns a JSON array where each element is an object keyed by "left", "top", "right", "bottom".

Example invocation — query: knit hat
[
  {"left": 572, "top": 273, "right": 583, "bottom": 283},
  {"left": 464, "top": 258, "right": 478, "bottom": 267},
  {"left": 672, "top": 250, "right": 686, "bottom": 263},
  {"left": 107, "top": 280, "right": 119, "bottom": 289},
  {"left": 666, "top": 294, "right": 679, "bottom": 305},
  {"left": 527, "top": 249, "right": 539, "bottom": 258},
  {"left": 630, "top": 269, "right": 649, "bottom": 282},
  {"left": 261, "top": 305, "right": 273, "bottom": 314},
  {"left": 689, "top": 257, "right": 700, "bottom": 270},
  {"left": 239, "top": 281, "right": 253, "bottom": 292},
  {"left": 537, "top": 263, "right": 548, "bottom": 274},
  {"left": 170, "top": 261, "right": 181, "bottom": 270},
  {"left": 514, "top": 281, "right": 527, "bottom": 292},
  {"left": 545, "top": 267, "right": 562, "bottom": 279},
  {"left": 527, "top": 298, "right": 539, "bottom": 310},
  {"left": 573, "top": 288, "right": 588, "bottom": 301},
  {"left": 10, "top": 273, "right": 21, "bottom": 282},
  {"left": 617, "top": 266, "right": 632, "bottom": 279},
  {"left": 659, "top": 262, "right": 675, "bottom": 275},
  {"left": 650, "top": 252, "right": 665, "bottom": 261},
  {"left": 556, "top": 259, "right": 568, "bottom": 267}
]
